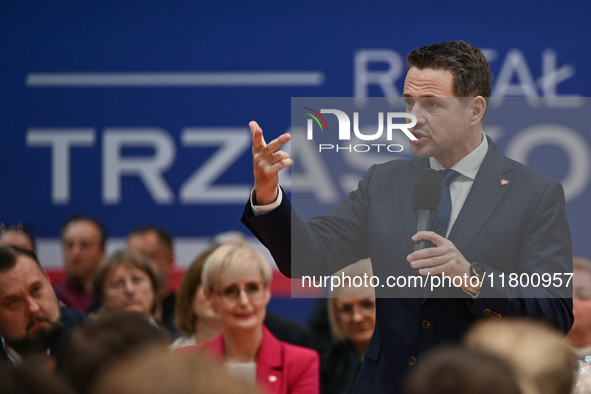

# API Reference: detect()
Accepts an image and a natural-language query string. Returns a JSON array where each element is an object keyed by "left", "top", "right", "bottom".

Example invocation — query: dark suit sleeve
[
  {"left": 242, "top": 165, "right": 377, "bottom": 279},
  {"left": 241, "top": 188, "right": 293, "bottom": 277},
  {"left": 471, "top": 179, "right": 573, "bottom": 333}
]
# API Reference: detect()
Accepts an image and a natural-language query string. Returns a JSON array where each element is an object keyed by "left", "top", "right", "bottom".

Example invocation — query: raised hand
[{"left": 249, "top": 121, "right": 293, "bottom": 205}]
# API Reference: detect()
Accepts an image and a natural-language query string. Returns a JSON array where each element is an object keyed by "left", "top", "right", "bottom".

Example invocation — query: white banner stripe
[
  {"left": 35, "top": 237, "right": 277, "bottom": 270},
  {"left": 26, "top": 72, "right": 325, "bottom": 87}
]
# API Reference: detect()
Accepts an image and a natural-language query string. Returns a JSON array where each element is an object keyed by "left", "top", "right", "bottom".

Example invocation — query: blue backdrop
[{"left": 1, "top": 2, "right": 590, "bottom": 320}]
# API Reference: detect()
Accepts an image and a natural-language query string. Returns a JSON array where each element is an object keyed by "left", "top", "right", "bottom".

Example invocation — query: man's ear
[{"left": 469, "top": 96, "right": 487, "bottom": 125}]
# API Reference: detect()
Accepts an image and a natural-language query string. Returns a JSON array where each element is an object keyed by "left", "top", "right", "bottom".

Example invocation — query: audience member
[
  {"left": 53, "top": 215, "right": 106, "bottom": 312},
  {"left": 319, "top": 260, "right": 375, "bottom": 394},
  {"left": 402, "top": 346, "right": 522, "bottom": 394},
  {"left": 0, "top": 223, "right": 36, "bottom": 253},
  {"left": 0, "top": 361, "right": 75, "bottom": 394},
  {"left": 212, "top": 232, "right": 317, "bottom": 348},
  {"left": 174, "top": 241, "right": 315, "bottom": 350},
  {"left": 91, "top": 346, "right": 260, "bottom": 394},
  {"left": 180, "top": 243, "right": 320, "bottom": 394},
  {"left": 56, "top": 311, "right": 170, "bottom": 394},
  {"left": 173, "top": 245, "right": 222, "bottom": 349},
  {"left": 0, "top": 246, "right": 86, "bottom": 364},
  {"left": 127, "top": 225, "right": 177, "bottom": 331},
  {"left": 565, "top": 257, "right": 591, "bottom": 394},
  {"left": 92, "top": 249, "right": 158, "bottom": 323},
  {"left": 464, "top": 318, "right": 576, "bottom": 394}
]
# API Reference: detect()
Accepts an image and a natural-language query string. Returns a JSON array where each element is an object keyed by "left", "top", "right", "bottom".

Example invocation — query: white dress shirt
[{"left": 429, "top": 133, "right": 488, "bottom": 238}]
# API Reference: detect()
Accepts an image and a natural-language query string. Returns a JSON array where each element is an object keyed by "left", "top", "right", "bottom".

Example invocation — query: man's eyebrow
[
  {"left": 402, "top": 93, "right": 439, "bottom": 98},
  {"left": 30, "top": 279, "right": 44, "bottom": 288}
]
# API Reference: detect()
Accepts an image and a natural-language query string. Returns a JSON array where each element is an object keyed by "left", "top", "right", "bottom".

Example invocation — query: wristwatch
[{"left": 463, "top": 262, "right": 485, "bottom": 297}]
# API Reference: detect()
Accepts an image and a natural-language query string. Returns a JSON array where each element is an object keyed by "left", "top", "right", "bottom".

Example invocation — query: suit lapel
[
  {"left": 448, "top": 138, "right": 515, "bottom": 254},
  {"left": 256, "top": 326, "right": 283, "bottom": 394}
]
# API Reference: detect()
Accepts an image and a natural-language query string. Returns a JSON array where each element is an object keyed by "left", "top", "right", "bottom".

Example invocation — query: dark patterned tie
[{"left": 432, "top": 169, "right": 460, "bottom": 238}]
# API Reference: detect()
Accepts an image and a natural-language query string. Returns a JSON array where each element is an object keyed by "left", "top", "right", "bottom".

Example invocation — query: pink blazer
[{"left": 181, "top": 325, "right": 320, "bottom": 394}]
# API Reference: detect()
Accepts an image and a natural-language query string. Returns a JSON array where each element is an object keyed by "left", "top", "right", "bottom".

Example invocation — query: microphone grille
[{"left": 412, "top": 168, "right": 442, "bottom": 212}]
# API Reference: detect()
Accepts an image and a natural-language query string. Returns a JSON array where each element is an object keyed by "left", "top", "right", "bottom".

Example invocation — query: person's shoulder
[
  {"left": 487, "top": 137, "right": 559, "bottom": 188},
  {"left": 504, "top": 156, "right": 558, "bottom": 184},
  {"left": 279, "top": 338, "right": 320, "bottom": 365},
  {"left": 491, "top": 153, "right": 564, "bottom": 200},
  {"left": 277, "top": 339, "right": 320, "bottom": 386},
  {"left": 170, "top": 335, "right": 196, "bottom": 350},
  {"left": 263, "top": 325, "right": 318, "bottom": 362},
  {"left": 177, "top": 334, "right": 224, "bottom": 358},
  {"left": 60, "top": 306, "right": 88, "bottom": 326},
  {"left": 175, "top": 342, "right": 201, "bottom": 353}
]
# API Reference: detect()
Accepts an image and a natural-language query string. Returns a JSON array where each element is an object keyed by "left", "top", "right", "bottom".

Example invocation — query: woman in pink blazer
[{"left": 180, "top": 243, "right": 319, "bottom": 394}]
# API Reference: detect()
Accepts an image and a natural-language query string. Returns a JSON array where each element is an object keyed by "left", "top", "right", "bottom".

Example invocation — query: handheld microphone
[{"left": 411, "top": 169, "right": 442, "bottom": 274}]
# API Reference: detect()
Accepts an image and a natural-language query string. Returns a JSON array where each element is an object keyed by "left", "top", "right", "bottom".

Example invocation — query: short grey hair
[{"left": 201, "top": 244, "right": 272, "bottom": 293}]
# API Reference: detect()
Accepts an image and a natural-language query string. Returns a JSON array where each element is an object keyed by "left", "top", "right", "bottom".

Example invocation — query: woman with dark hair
[
  {"left": 92, "top": 249, "right": 159, "bottom": 321},
  {"left": 172, "top": 245, "right": 222, "bottom": 349}
]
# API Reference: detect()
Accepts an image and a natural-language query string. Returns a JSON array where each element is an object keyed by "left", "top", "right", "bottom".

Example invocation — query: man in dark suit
[
  {"left": 241, "top": 41, "right": 573, "bottom": 393},
  {"left": 0, "top": 246, "right": 86, "bottom": 364}
]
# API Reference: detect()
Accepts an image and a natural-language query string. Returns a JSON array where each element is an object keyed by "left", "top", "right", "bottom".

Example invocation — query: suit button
[
  {"left": 483, "top": 309, "right": 491, "bottom": 316},
  {"left": 408, "top": 356, "right": 417, "bottom": 366},
  {"left": 421, "top": 320, "right": 431, "bottom": 329}
]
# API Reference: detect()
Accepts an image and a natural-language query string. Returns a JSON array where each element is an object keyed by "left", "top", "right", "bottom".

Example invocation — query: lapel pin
[
  {"left": 500, "top": 179, "right": 509, "bottom": 186},
  {"left": 269, "top": 375, "right": 277, "bottom": 382}
]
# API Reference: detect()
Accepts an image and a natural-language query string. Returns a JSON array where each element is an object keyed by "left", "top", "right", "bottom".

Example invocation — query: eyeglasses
[
  {"left": 216, "top": 282, "right": 267, "bottom": 304},
  {"left": 337, "top": 299, "right": 375, "bottom": 319}
]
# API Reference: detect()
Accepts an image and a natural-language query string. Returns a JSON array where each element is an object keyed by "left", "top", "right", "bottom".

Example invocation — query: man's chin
[
  {"left": 411, "top": 145, "right": 430, "bottom": 158},
  {"left": 4, "top": 319, "right": 64, "bottom": 358}
]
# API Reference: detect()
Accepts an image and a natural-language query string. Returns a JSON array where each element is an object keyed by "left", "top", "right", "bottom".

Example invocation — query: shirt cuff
[{"left": 250, "top": 186, "right": 282, "bottom": 216}]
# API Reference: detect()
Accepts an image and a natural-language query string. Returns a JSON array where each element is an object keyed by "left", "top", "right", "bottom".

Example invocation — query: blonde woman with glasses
[{"left": 179, "top": 243, "right": 320, "bottom": 394}]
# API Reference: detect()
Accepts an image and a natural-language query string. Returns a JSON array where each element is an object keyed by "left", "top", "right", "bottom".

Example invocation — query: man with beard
[{"left": 0, "top": 246, "right": 86, "bottom": 363}]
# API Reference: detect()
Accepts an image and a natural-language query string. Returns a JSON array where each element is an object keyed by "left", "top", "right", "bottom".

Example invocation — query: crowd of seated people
[{"left": 0, "top": 218, "right": 588, "bottom": 394}]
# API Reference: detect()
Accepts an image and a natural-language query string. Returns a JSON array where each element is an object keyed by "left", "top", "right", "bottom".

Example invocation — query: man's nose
[
  {"left": 406, "top": 103, "right": 425, "bottom": 126},
  {"left": 71, "top": 243, "right": 82, "bottom": 256},
  {"left": 26, "top": 297, "right": 41, "bottom": 315}
]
